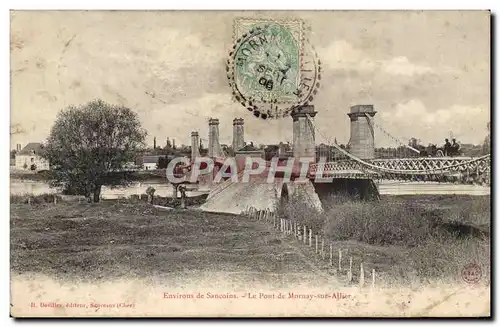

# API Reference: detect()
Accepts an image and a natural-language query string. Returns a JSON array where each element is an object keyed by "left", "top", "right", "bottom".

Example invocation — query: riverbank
[{"left": 11, "top": 178, "right": 490, "bottom": 198}]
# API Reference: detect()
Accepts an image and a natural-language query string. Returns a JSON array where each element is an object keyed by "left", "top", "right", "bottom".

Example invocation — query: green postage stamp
[{"left": 228, "top": 18, "right": 320, "bottom": 119}]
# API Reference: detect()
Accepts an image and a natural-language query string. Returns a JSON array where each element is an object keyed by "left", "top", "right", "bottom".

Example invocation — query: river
[{"left": 10, "top": 179, "right": 490, "bottom": 198}]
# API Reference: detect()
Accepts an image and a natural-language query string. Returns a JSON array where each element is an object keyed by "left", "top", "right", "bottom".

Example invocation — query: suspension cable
[
  {"left": 306, "top": 114, "right": 490, "bottom": 175},
  {"left": 363, "top": 113, "right": 420, "bottom": 154}
]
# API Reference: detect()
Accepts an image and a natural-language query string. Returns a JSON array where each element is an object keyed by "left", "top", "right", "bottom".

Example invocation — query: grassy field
[
  {"left": 284, "top": 194, "right": 491, "bottom": 286},
  {"left": 10, "top": 194, "right": 491, "bottom": 288},
  {"left": 10, "top": 201, "right": 337, "bottom": 288}
]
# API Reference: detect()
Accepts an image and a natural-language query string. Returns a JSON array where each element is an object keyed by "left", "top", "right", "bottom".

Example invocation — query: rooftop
[
  {"left": 17, "top": 143, "right": 45, "bottom": 156},
  {"left": 142, "top": 155, "right": 165, "bottom": 164}
]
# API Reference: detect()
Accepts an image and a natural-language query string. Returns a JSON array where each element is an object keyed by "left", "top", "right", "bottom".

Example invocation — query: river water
[
  {"left": 9, "top": 180, "right": 209, "bottom": 199},
  {"left": 10, "top": 179, "right": 490, "bottom": 198}
]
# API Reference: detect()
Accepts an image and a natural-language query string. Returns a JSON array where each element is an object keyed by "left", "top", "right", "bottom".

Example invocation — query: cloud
[
  {"left": 319, "top": 40, "right": 377, "bottom": 73},
  {"left": 319, "top": 40, "right": 438, "bottom": 77},
  {"left": 10, "top": 12, "right": 489, "bottom": 151},
  {"left": 381, "top": 57, "right": 433, "bottom": 76},
  {"left": 378, "top": 99, "right": 489, "bottom": 146}
]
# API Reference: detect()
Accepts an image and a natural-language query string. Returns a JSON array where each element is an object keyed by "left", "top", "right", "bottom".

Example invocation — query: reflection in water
[
  {"left": 10, "top": 179, "right": 490, "bottom": 198},
  {"left": 9, "top": 180, "right": 208, "bottom": 199}
]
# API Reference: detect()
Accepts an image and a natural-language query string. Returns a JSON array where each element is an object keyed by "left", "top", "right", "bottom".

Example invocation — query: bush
[
  {"left": 282, "top": 194, "right": 490, "bottom": 285},
  {"left": 10, "top": 193, "right": 63, "bottom": 204},
  {"left": 322, "top": 200, "right": 444, "bottom": 247},
  {"left": 391, "top": 236, "right": 491, "bottom": 284},
  {"left": 282, "top": 192, "right": 324, "bottom": 232}
]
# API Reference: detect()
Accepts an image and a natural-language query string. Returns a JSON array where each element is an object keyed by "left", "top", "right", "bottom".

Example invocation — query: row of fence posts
[
  {"left": 25, "top": 195, "right": 91, "bottom": 205},
  {"left": 243, "top": 206, "right": 376, "bottom": 289}
]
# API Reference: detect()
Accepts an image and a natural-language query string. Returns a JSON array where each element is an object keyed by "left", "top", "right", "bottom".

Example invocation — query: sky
[{"left": 10, "top": 10, "right": 490, "bottom": 150}]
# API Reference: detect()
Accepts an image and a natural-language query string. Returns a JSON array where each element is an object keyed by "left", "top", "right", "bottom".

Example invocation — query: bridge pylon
[
  {"left": 348, "top": 105, "right": 377, "bottom": 159},
  {"left": 190, "top": 131, "right": 200, "bottom": 160},
  {"left": 291, "top": 105, "right": 317, "bottom": 161}
]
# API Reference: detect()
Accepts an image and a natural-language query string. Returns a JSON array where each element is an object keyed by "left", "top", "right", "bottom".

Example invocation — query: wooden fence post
[
  {"left": 27, "top": 197, "right": 31, "bottom": 206},
  {"left": 359, "top": 263, "right": 365, "bottom": 288},
  {"left": 309, "top": 229, "right": 312, "bottom": 247},
  {"left": 372, "top": 269, "right": 376, "bottom": 289},
  {"left": 315, "top": 235, "right": 318, "bottom": 253},
  {"left": 329, "top": 243, "right": 333, "bottom": 266},
  {"left": 338, "top": 249, "right": 343, "bottom": 272},
  {"left": 347, "top": 257, "right": 353, "bottom": 282},
  {"left": 321, "top": 239, "right": 325, "bottom": 260},
  {"left": 303, "top": 226, "right": 307, "bottom": 244}
]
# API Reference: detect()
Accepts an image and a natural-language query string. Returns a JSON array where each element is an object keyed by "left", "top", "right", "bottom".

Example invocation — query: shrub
[
  {"left": 10, "top": 193, "right": 63, "bottom": 204},
  {"left": 323, "top": 200, "right": 443, "bottom": 247},
  {"left": 282, "top": 192, "right": 324, "bottom": 232},
  {"left": 398, "top": 236, "right": 491, "bottom": 284}
]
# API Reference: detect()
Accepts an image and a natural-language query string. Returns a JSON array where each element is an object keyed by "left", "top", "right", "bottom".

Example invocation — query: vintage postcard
[{"left": 10, "top": 10, "right": 491, "bottom": 317}]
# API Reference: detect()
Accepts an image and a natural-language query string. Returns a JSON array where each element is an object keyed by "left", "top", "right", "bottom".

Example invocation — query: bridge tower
[
  {"left": 232, "top": 118, "right": 245, "bottom": 151},
  {"left": 190, "top": 131, "right": 200, "bottom": 160},
  {"left": 208, "top": 118, "right": 221, "bottom": 157},
  {"left": 348, "top": 105, "right": 377, "bottom": 159},
  {"left": 291, "top": 105, "right": 317, "bottom": 160}
]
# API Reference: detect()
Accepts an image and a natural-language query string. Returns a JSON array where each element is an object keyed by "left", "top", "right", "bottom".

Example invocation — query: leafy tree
[
  {"left": 41, "top": 99, "right": 147, "bottom": 202},
  {"left": 10, "top": 150, "right": 17, "bottom": 159},
  {"left": 156, "top": 156, "right": 168, "bottom": 169}
]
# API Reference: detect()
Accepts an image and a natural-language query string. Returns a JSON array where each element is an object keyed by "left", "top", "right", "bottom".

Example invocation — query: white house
[
  {"left": 141, "top": 155, "right": 165, "bottom": 170},
  {"left": 15, "top": 143, "right": 50, "bottom": 171}
]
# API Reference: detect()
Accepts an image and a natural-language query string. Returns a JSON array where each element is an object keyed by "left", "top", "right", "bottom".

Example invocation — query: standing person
[
  {"left": 444, "top": 138, "right": 452, "bottom": 156},
  {"left": 451, "top": 138, "right": 460, "bottom": 156}
]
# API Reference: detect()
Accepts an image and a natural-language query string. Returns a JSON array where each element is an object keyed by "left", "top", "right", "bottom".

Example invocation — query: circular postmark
[
  {"left": 227, "top": 23, "right": 321, "bottom": 119},
  {"left": 461, "top": 263, "right": 482, "bottom": 284}
]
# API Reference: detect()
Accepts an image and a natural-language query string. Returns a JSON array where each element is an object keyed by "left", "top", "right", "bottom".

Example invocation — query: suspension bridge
[
  {"left": 185, "top": 106, "right": 490, "bottom": 184},
  {"left": 168, "top": 104, "right": 490, "bottom": 213}
]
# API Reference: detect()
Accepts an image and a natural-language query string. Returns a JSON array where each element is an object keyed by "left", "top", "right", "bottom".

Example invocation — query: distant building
[
  {"left": 15, "top": 143, "right": 50, "bottom": 171},
  {"left": 235, "top": 143, "right": 265, "bottom": 160},
  {"left": 141, "top": 155, "right": 165, "bottom": 170}
]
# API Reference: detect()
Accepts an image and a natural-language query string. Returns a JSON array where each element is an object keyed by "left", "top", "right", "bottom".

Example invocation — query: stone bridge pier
[
  {"left": 279, "top": 105, "right": 323, "bottom": 213},
  {"left": 208, "top": 118, "right": 221, "bottom": 158},
  {"left": 309, "top": 104, "right": 380, "bottom": 204},
  {"left": 348, "top": 105, "right": 376, "bottom": 159}
]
